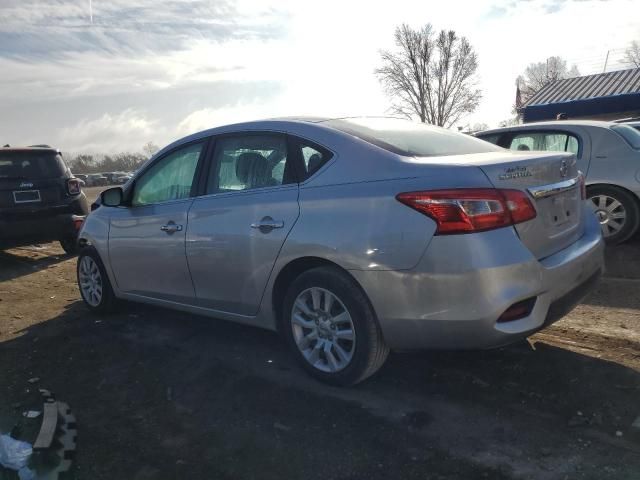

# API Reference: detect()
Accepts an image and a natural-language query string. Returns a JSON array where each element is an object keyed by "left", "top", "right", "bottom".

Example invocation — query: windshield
[
  {"left": 611, "top": 125, "right": 640, "bottom": 150},
  {"left": 0, "top": 151, "right": 66, "bottom": 179},
  {"left": 323, "top": 117, "right": 504, "bottom": 156}
]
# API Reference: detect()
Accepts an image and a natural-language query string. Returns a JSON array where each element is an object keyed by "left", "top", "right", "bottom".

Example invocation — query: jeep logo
[{"left": 19, "top": 182, "right": 34, "bottom": 188}]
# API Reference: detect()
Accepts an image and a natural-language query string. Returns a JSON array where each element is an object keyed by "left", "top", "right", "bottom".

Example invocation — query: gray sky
[{"left": 1, "top": 0, "right": 638, "bottom": 154}]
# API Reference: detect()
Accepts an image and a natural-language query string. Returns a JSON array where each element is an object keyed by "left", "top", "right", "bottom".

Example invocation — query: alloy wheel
[
  {"left": 291, "top": 287, "right": 356, "bottom": 373},
  {"left": 590, "top": 194, "right": 627, "bottom": 238},
  {"left": 79, "top": 255, "right": 103, "bottom": 307}
]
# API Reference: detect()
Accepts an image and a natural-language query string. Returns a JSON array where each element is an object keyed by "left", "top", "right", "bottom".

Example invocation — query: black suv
[{"left": 0, "top": 146, "right": 89, "bottom": 254}]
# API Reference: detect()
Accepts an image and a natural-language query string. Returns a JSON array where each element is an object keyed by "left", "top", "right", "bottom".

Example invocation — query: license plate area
[
  {"left": 538, "top": 188, "right": 579, "bottom": 230},
  {"left": 13, "top": 190, "right": 41, "bottom": 204}
]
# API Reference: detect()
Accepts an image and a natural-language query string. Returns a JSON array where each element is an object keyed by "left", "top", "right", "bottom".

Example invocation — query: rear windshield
[
  {"left": 0, "top": 151, "right": 66, "bottom": 179},
  {"left": 323, "top": 117, "right": 503, "bottom": 157},
  {"left": 611, "top": 125, "right": 640, "bottom": 150}
]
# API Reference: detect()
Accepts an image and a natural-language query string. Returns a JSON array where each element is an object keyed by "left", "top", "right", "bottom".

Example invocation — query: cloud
[
  {"left": 0, "top": 0, "right": 288, "bottom": 58},
  {"left": 58, "top": 109, "right": 160, "bottom": 153}
]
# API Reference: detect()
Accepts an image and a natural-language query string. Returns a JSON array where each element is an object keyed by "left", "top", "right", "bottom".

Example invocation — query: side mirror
[{"left": 101, "top": 187, "right": 124, "bottom": 207}]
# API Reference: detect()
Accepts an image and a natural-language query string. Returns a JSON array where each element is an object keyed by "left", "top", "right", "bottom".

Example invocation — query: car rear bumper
[
  {"left": 350, "top": 206, "right": 604, "bottom": 350},
  {"left": 0, "top": 196, "right": 88, "bottom": 248}
]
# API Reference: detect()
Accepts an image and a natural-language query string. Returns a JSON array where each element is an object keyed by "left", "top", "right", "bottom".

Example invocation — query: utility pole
[{"left": 603, "top": 50, "right": 610, "bottom": 73}]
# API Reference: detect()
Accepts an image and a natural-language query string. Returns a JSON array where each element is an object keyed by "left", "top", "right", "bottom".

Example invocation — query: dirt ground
[{"left": 0, "top": 186, "right": 639, "bottom": 479}]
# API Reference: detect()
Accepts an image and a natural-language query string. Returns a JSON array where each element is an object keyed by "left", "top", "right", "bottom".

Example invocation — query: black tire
[
  {"left": 587, "top": 185, "right": 640, "bottom": 245},
  {"left": 77, "top": 247, "right": 117, "bottom": 313},
  {"left": 60, "top": 236, "right": 79, "bottom": 255},
  {"left": 282, "top": 266, "right": 389, "bottom": 386}
]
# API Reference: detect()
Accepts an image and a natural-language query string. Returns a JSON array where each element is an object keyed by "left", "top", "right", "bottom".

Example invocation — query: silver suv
[{"left": 77, "top": 117, "right": 603, "bottom": 385}]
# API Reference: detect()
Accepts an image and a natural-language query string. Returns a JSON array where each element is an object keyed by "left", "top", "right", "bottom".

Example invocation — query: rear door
[
  {"left": 108, "top": 141, "right": 206, "bottom": 303},
  {"left": 186, "top": 133, "right": 302, "bottom": 315}
]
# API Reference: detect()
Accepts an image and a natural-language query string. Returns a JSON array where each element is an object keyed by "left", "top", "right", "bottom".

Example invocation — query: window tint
[
  {"left": 298, "top": 142, "right": 332, "bottom": 179},
  {"left": 323, "top": 117, "right": 502, "bottom": 156},
  {"left": 476, "top": 134, "right": 501, "bottom": 145},
  {"left": 208, "top": 135, "right": 291, "bottom": 193},
  {"left": 0, "top": 151, "right": 66, "bottom": 179},
  {"left": 508, "top": 131, "right": 580, "bottom": 154},
  {"left": 132, "top": 142, "right": 203, "bottom": 206},
  {"left": 611, "top": 125, "right": 640, "bottom": 150}
]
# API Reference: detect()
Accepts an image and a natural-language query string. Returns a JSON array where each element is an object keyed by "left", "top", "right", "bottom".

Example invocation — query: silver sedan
[
  {"left": 476, "top": 120, "right": 640, "bottom": 244},
  {"left": 76, "top": 117, "right": 604, "bottom": 385}
]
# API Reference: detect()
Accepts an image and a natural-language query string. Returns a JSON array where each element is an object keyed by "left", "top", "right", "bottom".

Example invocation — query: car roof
[
  {"left": 153, "top": 116, "right": 401, "bottom": 159},
  {"left": 0, "top": 146, "right": 58, "bottom": 153},
  {"left": 477, "top": 120, "right": 618, "bottom": 136}
]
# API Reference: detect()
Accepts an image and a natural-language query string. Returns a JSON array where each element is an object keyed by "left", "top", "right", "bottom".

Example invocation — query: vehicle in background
[
  {"left": 0, "top": 146, "right": 89, "bottom": 254},
  {"left": 114, "top": 174, "right": 132, "bottom": 184},
  {"left": 103, "top": 172, "right": 122, "bottom": 184},
  {"left": 77, "top": 117, "right": 603, "bottom": 385},
  {"left": 74, "top": 173, "right": 88, "bottom": 183},
  {"left": 86, "top": 174, "right": 108, "bottom": 187},
  {"left": 476, "top": 121, "right": 640, "bottom": 244}
]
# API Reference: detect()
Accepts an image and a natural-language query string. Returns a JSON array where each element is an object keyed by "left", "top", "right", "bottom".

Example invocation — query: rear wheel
[
  {"left": 587, "top": 185, "right": 639, "bottom": 245},
  {"left": 282, "top": 266, "right": 389, "bottom": 386},
  {"left": 60, "top": 236, "right": 79, "bottom": 255},
  {"left": 77, "top": 248, "right": 116, "bottom": 313}
]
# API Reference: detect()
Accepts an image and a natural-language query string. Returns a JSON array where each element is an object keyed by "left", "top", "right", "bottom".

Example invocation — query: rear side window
[
  {"left": 0, "top": 151, "right": 66, "bottom": 179},
  {"left": 323, "top": 117, "right": 502, "bottom": 157},
  {"left": 508, "top": 131, "right": 580, "bottom": 154},
  {"left": 292, "top": 138, "right": 333, "bottom": 180},
  {"left": 611, "top": 125, "right": 640, "bottom": 150},
  {"left": 207, "top": 134, "right": 295, "bottom": 194}
]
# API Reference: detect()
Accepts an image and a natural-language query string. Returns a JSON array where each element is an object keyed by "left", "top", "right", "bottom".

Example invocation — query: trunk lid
[
  {"left": 475, "top": 151, "right": 583, "bottom": 259},
  {"left": 409, "top": 150, "right": 584, "bottom": 259}
]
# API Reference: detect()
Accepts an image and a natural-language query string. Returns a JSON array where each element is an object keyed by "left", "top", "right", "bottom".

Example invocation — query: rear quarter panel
[{"left": 585, "top": 127, "right": 640, "bottom": 198}]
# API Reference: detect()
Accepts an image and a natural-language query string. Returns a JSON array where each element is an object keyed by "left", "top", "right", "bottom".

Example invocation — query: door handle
[
  {"left": 250, "top": 216, "right": 284, "bottom": 232},
  {"left": 160, "top": 223, "right": 183, "bottom": 234}
]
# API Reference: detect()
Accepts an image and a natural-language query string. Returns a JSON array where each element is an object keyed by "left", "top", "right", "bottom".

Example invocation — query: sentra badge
[{"left": 499, "top": 166, "right": 532, "bottom": 180}]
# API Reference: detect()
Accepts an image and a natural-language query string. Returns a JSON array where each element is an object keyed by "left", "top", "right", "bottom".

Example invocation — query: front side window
[
  {"left": 132, "top": 142, "right": 203, "bottom": 206},
  {"left": 207, "top": 135, "right": 291, "bottom": 194},
  {"left": 509, "top": 131, "right": 580, "bottom": 154}
]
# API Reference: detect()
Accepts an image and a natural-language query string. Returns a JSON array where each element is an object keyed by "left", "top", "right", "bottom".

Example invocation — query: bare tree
[
  {"left": 625, "top": 41, "right": 640, "bottom": 68},
  {"left": 143, "top": 141, "right": 160, "bottom": 158},
  {"left": 376, "top": 24, "right": 481, "bottom": 127},
  {"left": 517, "top": 56, "right": 580, "bottom": 105}
]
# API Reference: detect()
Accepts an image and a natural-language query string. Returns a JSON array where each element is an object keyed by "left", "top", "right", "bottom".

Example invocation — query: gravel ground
[{"left": 0, "top": 187, "right": 638, "bottom": 479}]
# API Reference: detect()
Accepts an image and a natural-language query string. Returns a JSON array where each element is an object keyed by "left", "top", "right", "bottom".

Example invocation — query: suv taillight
[
  {"left": 396, "top": 188, "right": 537, "bottom": 235},
  {"left": 67, "top": 178, "right": 81, "bottom": 195}
]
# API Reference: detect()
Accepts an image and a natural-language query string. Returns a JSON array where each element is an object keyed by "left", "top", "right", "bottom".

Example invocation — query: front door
[
  {"left": 186, "top": 133, "right": 300, "bottom": 316},
  {"left": 108, "top": 141, "right": 205, "bottom": 303}
]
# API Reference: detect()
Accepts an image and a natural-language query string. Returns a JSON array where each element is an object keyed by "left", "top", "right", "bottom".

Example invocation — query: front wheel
[
  {"left": 77, "top": 248, "right": 116, "bottom": 313},
  {"left": 588, "top": 185, "right": 640, "bottom": 245},
  {"left": 282, "top": 266, "right": 389, "bottom": 386}
]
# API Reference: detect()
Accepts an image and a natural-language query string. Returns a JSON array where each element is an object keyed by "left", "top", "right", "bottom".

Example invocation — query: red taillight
[
  {"left": 72, "top": 215, "right": 85, "bottom": 231},
  {"left": 67, "top": 178, "right": 81, "bottom": 195},
  {"left": 396, "top": 188, "right": 536, "bottom": 235}
]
